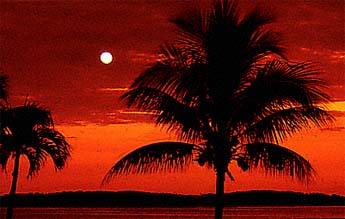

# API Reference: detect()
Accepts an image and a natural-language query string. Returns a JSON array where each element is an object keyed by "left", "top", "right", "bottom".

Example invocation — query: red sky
[{"left": 0, "top": 0, "right": 344, "bottom": 195}]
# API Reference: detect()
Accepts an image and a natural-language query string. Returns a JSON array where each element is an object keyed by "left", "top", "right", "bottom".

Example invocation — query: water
[{"left": 0, "top": 206, "right": 344, "bottom": 219}]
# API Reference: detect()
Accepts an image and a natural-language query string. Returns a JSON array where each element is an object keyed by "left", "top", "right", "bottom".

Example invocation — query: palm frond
[
  {"left": 247, "top": 30, "right": 285, "bottom": 63},
  {"left": 128, "top": 44, "right": 207, "bottom": 106},
  {"left": 7, "top": 103, "right": 53, "bottom": 134},
  {"left": 122, "top": 86, "right": 205, "bottom": 142},
  {"left": 210, "top": 0, "right": 240, "bottom": 27},
  {"left": 23, "top": 146, "right": 48, "bottom": 178},
  {"left": 0, "top": 143, "right": 11, "bottom": 171},
  {"left": 255, "top": 60, "right": 329, "bottom": 105},
  {"left": 205, "top": 2, "right": 283, "bottom": 94},
  {"left": 103, "top": 142, "right": 195, "bottom": 184},
  {"left": 239, "top": 6, "right": 274, "bottom": 34},
  {"left": 23, "top": 127, "right": 71, "bottom": 177},
  {"left": 238, "top": 142, "right": 315, "bottom": 182},
  {"left": 231, "top": 60, "right": 331, "bottom": 133},
  {"left": 36, "top": 128, "right": 71, "bottom": 169},
  {"left": 129, "top": 44, "right": 186, "bottom": 93},
  {"left": 171, "top": 7, "right": 205, "bottom": 38},
  {"left": 239, "top": 6, "right": 285, "bottom": 63},
  {"left": 25, "top": 102, "right": 54, "bottom": 127},
  {"left": 243, "top": 106, "right": 334, "bottom": 144}
]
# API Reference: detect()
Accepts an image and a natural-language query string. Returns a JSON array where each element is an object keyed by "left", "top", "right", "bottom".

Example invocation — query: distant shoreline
[{"left": 1, "top": 190, "right": 344, "bottom": 207}]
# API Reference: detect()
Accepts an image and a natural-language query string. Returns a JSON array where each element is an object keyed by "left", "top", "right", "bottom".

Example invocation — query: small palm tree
[
  {"left": 0, "top": 102, "right": 71, "bottom": 219},
  {"left": 104, "top": 1, "right": 333, "bottom": 218}
]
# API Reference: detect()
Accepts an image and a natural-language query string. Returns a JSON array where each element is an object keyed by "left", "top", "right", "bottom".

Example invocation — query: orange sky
[{"left": 0, "top": 0, "right": 344, "bottom": 195}]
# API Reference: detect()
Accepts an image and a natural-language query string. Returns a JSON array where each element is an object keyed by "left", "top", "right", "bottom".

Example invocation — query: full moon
[{"left": 100, "top": 52, "right": 113, "bottom": 64}]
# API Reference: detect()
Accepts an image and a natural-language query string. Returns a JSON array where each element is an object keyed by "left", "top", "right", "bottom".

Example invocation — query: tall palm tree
[
  {"left": 0, "top": 102, "right": 71, "bottom": 219},
  {"left": 104, "top": 1, "right": 333, "bottom": 218}
]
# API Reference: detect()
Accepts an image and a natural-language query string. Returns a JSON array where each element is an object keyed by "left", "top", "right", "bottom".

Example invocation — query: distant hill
[{"left": 0, "top": 190, "right": 344, "bottom": 207}]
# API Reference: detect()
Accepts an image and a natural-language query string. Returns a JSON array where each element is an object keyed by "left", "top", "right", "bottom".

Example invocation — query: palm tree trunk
[
  {"left": 6, "top": 153, "right": 20, "bottom": 219},
  {"left": 214, "top": 168, "right": 225, "bottom": 219}
]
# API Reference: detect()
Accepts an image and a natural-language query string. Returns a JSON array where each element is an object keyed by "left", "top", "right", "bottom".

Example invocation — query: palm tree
[
  {"left": 104, "top": 1, "right": 334, "bottom": 218},
  {"left": 0, "top": 102, "right": 71, "bottom": 219}
]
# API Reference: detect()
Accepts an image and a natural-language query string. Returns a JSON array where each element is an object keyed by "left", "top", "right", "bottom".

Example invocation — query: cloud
[
  {"left": 328, "top": 111, "right": 345, "bottom": 117},
  {"left": 128, "top": 50, "right": 158, "bottom": 64},
  {"left": 321, "top": 126, "right": 345, "bottom": 132},
  {"left": 99, "top": 88, "right": 129, "bottom": 92},
  {"left": 329, "top": 51, "right": 345, "bottom": 64},
  {"left": 299, "top": 48, "right": 345, "bottom": 64},
  {"left": 118, "top": 110, "right": 160, "bottom": 116}
]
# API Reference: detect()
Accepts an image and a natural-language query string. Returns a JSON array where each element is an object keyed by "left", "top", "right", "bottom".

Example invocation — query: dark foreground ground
[{"left": 1, "top": 190, "right": 344, "bottom": 207}]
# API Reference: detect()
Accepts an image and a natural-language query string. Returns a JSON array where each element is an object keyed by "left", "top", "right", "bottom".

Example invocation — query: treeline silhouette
[{"left": 1, "top": 190, "right": 343, "bottom": 207}]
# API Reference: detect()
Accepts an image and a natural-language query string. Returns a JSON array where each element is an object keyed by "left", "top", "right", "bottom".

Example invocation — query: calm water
[{"left": 0, "top": 206, "right": 344, "bottom": 219}]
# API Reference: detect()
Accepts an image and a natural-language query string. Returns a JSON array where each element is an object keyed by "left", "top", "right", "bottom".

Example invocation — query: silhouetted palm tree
[
  {"left": 104, "top": 1, "right": 333, "bottom": 218},
  {"left": 0, "top": 102, "right": 71, "bottom": 219}
]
